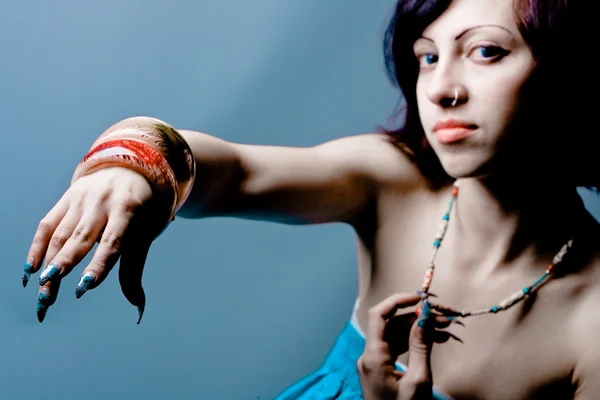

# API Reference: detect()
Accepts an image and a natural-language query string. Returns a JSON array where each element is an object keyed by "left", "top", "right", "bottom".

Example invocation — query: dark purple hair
[{"left": 382, "top": 0, "right": 597, "bottom": 190}]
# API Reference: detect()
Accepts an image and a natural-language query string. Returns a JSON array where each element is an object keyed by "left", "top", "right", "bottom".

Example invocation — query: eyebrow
[{"left": 419, "top": 24, "right": 515, "bottom": 42}]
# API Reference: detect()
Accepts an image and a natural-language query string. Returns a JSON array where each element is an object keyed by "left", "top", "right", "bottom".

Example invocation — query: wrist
[{"left": 71, "top": 116, "right": 196, "bottom": 221}]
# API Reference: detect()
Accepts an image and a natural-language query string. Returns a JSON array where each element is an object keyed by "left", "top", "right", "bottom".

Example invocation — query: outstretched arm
[
  {"left": 24, "top": 116, "right": 419, "bottom": 323},
  {"left": 177, "top": 129, "right": 404, "bottom": 225}
]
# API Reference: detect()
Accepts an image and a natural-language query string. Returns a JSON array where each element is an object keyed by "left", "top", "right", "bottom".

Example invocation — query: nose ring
[{"left": 451, "top": 88, "right": 459, "bottom": 107}]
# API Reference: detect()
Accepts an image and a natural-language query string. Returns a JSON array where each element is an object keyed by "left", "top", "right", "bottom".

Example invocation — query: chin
[{"left": 435, "top": 151, "right": 497, "bottom": 180}]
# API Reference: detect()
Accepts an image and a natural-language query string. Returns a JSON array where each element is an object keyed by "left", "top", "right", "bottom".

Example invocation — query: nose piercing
[{"left": 451, "top": 88, "right": 459, "bottom": 107}]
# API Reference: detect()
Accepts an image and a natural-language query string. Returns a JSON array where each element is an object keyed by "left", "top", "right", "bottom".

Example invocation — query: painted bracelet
[{"left": 71, "top": 117, "right": 196, "bottom": 220}]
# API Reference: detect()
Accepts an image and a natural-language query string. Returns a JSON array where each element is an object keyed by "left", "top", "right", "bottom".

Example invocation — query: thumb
[
  {"left": 401, "top": 300, "right": 434, "bottom": 396},
  {"left": 119, "top": 239, "right": 151, "bottom": 324}
]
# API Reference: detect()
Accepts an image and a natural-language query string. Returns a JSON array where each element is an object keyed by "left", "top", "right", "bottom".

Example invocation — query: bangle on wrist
[{"left": 71, "top": 117, "right": 196, "bottom": 221}]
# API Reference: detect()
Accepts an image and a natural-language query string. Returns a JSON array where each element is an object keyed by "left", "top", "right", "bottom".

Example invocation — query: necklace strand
[{"left": 420, "top": 181, "right": 574, "bottom": 318}]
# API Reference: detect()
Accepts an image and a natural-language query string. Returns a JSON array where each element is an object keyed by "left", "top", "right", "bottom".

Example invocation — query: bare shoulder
[
  {"left": 567, "top": 220, "right": 600, "bottom": 396},
  {"left": 184, "top": 130, "right": 429, "bottom": 224},
  {"left": 571, "top": 277, "right": 600, "bottom": 397},
  {"left": 315, "top": 132, "right": 427, "bottom": 191}
]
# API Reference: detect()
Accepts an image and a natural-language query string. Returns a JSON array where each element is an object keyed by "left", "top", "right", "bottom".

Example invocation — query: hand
[
  {"left": 357, "top": 293, "right": 460, "bottom": 400},
  {"left": 23, "top": 167, "right": 170, "bottom": 323}
]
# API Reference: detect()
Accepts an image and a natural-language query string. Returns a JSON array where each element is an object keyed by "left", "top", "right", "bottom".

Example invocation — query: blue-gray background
[{"left": 1, "top": 1, "right": 599, "bottom": 399}]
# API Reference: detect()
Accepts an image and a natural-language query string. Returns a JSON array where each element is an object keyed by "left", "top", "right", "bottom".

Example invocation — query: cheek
[
  {"left": 415, "top": 79, "right": 432, "bottom": 120},
  {"left": 473, "top": 76, "right": 530, "bottom": 130},
  {"left": 476, "top": 61, "right": 536, "bottom": 123}
]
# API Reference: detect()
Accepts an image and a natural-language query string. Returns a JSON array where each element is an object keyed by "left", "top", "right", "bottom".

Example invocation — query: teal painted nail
[
  {"left": 417, "top": 300, "right": 432, "bottom": 328},
  {"left": 22, "top": 272, "right": 30, "bottom": 288},
  {"left": 75, "top": 274, "right": 95, "bottom": 299},
  {"left": 39, "top": 264, "right": 60, "bottom": 286},
  {"left": 23, "top": 258, "right": 34, "bottom": 288},
  {"left": 36, "top": 290, "right": 52, "bottom": 323},
  {"left": 36, "top": 303, "right": 48, "bottom": 323}
]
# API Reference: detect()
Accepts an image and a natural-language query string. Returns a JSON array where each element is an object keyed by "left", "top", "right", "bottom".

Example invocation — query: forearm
[
  {"left": 78, "top": 116, "right": 243, "bottom": 219},
  {"left": 77, "top": 116, "right": 384, "bottom": 225},
  {"left": 175, "top": 129, "right": 243, "bottom": 219}
]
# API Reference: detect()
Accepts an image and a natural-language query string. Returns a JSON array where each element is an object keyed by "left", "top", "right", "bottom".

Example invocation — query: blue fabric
[{"left": 274, "top": 322, "right": 453, "bottom": 400}]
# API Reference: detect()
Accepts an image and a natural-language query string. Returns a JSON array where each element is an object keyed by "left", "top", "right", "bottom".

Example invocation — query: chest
[
  {"left": 364, "top": 255, "right": 576, "bottom": 397},
  {"left": 424, "top": 296, "right": 576, "bottom": 399},
  {"left": 355, "top": 194, "right": 579, "bottom": 399}
]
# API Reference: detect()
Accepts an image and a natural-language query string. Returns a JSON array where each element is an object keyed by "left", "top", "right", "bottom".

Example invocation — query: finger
[
  {"left": 367, "top": 293, "right": 422, "bottom": 343},
  {"left": 23, "top": 199, "right": 70, "bottom": 287},
  {"left": 383, "top": 312, "right": 457, "bottom": 356},
  {"left": 432, "top": 315, "right": 458, "bottom": 329},
  {"left": 44, "top": 212, "right": 108, "bottom": 286},
  {"left": 382, "top": 312, "right": 417, "bottom": 359},
  {"left": 36, "top": 278, "right": 61, "bottom": 323},
  {"left": 433, "top": 330, "right": 463, "bottom": 344},
  {"left": 37, "top": 207, "right": 84, "bottom": 286},
  {"left": 403, "top": 301, "right": 435, "bottom": 387},
  {"left": 416, "top": 305, "right": 466, "bottom": 328},
  {"left": 448, "top": 318, "right": 465, "bottom": 327},
  {"left": 357, "top": 354, "right": 405, "bottom": 396},
  {"left": 385, "top": 312, "right": 417, "bottom": 336},
  {"left": 119, "top": 238, "right": 152, "bottom": 324},
  {"left": 74, "top": 211, "right": 131, "bottom": 299},
  {"left": 416, "top": 291, "right": 437, "bottom": 299}
]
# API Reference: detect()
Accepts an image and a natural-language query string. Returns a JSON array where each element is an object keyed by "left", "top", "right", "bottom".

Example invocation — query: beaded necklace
[{"left": 420, "top": 181, "right": 574, "bottom": 318}]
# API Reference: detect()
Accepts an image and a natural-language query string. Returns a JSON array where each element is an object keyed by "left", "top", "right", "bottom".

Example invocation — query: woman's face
[{"left": 414, "top": 0, "right": 537, "bottom": 179}]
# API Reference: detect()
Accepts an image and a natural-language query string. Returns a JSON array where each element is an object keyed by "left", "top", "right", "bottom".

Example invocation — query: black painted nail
[
  {"left": 136, "top": 289, "right": 146, "bottom": 325},
  {"left": 448, "top": 332, "right": 463, "bottom": 343},
  {"left": 136, "top": 304, "right": 145, "bottom": 325}
]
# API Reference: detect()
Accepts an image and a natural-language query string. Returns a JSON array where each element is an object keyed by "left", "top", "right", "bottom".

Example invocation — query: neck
[{"left": 447, "top": 173, "right": 586, "bottom": 274}]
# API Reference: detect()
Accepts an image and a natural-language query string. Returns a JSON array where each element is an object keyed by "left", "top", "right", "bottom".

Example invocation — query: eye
[
  {"left": 470, "top": 45, "right": 509, "bottom": 62},
  {"left": 417, "top": 53, "right": 438, "bottom": 67}
]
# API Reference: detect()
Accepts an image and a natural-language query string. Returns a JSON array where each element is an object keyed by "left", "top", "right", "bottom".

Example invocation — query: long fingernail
[
  {"left": 136, "top": 304, "right": 145, "bottom": 324},
  {"left": 37, "top": 289, "right": 52, "bottom": 323},
  {"left": 23, "top": 258, "right": 34, "bottom": 288},
  {"left": 417, "top": 300, "right": 432, "bottom": 326},
  {"left": 36, "top": 304, "right": 48, "bottom": 323},
  {"left": 417, "top": 300, "right": 433, "bottom": 338},
  {"left": 136, "top": 289, "right": 146, "bottom": 325},
  {"left": 448, "top": 332, "right": 464, "bottom": 343},
  {"left": 39, "top": 264, "right": 60, "bottom": 286},
  {"left": 417, "top": 290, "right": 437, "bottom": 299},
  {"left": 75, "top": 273, "right": 95, "bottom": 299}
]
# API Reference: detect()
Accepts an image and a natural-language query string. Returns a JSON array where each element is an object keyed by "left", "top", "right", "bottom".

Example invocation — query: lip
[
  {"left": 433, "top": 119, "right": 478, "bottom": 132},
  {"left": 432, "top": 119, "right": 478, "bottom": 144}
]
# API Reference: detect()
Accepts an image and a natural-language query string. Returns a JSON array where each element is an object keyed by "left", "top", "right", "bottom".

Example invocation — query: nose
[{"left": 425, "top": 61, "right": 467, "bottom": 108}]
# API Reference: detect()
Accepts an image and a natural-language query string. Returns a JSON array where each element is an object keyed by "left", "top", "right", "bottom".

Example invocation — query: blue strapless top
[{"left": 274, "top": 318, "right": 454, "bottom": 399}]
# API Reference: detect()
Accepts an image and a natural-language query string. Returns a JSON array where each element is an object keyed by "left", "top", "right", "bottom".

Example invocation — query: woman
[{"left": 23, "top": 0, "right": 599, "bottom": 398}]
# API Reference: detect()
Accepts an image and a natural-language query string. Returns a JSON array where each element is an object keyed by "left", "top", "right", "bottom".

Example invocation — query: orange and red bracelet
[{"left": 71, "top": 117, "right": 196, "bottom": 222}]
